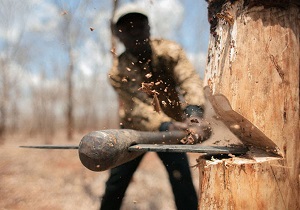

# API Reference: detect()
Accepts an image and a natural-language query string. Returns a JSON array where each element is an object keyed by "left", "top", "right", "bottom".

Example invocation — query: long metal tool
[
  {"left": 19, "top": 144, "right": 247, "bottom": 154},
  {"left": 19, "top": 129, "right": 249, "bottom": 172}
]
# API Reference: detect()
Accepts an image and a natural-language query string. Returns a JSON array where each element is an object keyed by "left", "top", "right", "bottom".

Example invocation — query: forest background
[{"left": 0, "top": 0, "right": 209, "bottom": 143}]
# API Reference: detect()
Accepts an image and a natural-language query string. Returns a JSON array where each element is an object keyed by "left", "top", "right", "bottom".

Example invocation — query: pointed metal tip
[{"left": 19, "top": 145, "right": 79, "bottom": 149}]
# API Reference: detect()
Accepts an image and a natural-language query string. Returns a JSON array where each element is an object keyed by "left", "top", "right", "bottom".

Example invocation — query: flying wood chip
[
  {"left": 138, "top": 82, "right": 161, "bottom": 113},
  {"left": 152, "top": 94, "right": 161, "bottom": 113}
]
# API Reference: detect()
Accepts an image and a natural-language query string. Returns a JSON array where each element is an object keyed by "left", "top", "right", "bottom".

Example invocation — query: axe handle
[{"left": 78, "top": 129, "right": 187, "bottom": 172}]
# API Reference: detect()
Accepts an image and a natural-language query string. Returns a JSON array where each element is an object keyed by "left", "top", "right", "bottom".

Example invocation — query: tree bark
[
  {"left": 199, "top": 0, "right": 299, "bottom": 209},
  {"left": 0, "top": 60, "right": 8, "bottom": 143},
  {"left": 66, "top": 48, "right": 74, "bottom": 140}
]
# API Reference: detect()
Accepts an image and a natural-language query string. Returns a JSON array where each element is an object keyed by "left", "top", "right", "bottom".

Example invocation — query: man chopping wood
[{"left": 100, "top": 4, "right": 211, "bottom": 210}]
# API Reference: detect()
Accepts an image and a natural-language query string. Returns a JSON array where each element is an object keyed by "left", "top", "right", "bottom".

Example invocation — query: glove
[
  {"left": 159, "top": 105, "right": 205, "bottom": 131},
  {"left": 159, "top": 121, "right": 188, "bottom": 132},
  {"left": 181, "top": 117, "right": 212, "bottom": 144},
  {"left": 184, "top": 105, "right": 204, "bottom": 118},
  {"left": 159, "top": 118, "right": 212, "bottom": 144}
]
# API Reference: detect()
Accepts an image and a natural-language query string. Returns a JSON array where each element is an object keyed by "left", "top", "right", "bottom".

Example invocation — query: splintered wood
[{"left": 198, "top": 156, "right": 286, "bottom": 210}]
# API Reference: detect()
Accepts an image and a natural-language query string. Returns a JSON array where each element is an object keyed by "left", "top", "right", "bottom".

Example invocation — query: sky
[
  {"left": 0, "top": 0, "right": 210, "bottom": 80},
  {"left": 0, "top": 0, "right": 211, "bottom": 122}
]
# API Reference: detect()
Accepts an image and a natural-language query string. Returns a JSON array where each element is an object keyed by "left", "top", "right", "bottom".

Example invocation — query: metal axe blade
[
  {"left": 203, "top": 86, "right": 282, "bottom": 156},
  {"left": 128, "top": 144, "right": 248, "bottom": 155}
]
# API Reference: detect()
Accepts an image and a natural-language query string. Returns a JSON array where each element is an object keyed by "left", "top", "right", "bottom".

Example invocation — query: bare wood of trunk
[{"left": 199, "top": 0, "right": 300, "bottom": 209}]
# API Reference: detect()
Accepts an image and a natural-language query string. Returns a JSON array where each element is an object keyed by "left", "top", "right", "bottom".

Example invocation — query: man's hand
[
  {"left": 162, "top": 117, "right": 212, "bottom": 144},
  {"left": 181, "top": 117, "right": 212, "bottom": 144}
]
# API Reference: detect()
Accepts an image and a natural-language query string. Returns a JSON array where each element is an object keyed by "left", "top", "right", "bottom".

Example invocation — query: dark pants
[{"left": 100, "top": 152, "right": 198, "bottom": 210}]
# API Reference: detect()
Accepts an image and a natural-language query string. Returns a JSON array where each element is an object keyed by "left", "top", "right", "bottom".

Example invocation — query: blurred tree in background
[{"left": 0, "top": 0, "right": 209, "bottom": 143}]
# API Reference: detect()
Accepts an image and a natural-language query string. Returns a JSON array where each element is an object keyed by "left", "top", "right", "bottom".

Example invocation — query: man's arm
[{"left": 159, "top": 41, "right": 211, "bottom": 141}]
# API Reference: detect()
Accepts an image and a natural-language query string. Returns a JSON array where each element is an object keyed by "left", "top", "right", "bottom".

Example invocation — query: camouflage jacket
[{"left": 108, "top": 39, "right": 205, "bottom": 131}]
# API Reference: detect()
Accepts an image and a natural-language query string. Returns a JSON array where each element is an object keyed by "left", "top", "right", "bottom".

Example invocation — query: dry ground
[{"left": 0, "top": 133, "right": 201, "bottom": 210}]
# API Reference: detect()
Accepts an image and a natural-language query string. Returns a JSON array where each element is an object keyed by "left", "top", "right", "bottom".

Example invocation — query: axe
[{"left": 20, "top": 87, "right": 282, "bottom": 172}]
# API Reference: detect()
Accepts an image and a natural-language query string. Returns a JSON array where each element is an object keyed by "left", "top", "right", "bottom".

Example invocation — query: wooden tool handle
[{"left": 78, "top": 129, "right": 186, "bottom": 172}]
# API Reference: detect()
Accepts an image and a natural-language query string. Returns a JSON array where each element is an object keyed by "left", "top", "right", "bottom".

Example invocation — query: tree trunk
[
  {"left": 66, "top": 49, "right": 74, "bottom": 140},
  {"left": 0, "top": 60, "right": 9, "bottom": 143},
  {"left": 199, "top": 0, "right": 299, "bottom": 209}
]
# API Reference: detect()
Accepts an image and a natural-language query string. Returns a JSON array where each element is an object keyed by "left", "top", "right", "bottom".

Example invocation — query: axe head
[{"left": 203, "top": 86, "right": 282, "bottom": 156}]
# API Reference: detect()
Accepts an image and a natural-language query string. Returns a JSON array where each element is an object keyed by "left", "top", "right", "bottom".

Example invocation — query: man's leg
[
  {"left": 100, "top": 154, "right": 144, "bottom": 210},
  {"left": 157, "top": 152, "right": 198, "bottom": 210}
]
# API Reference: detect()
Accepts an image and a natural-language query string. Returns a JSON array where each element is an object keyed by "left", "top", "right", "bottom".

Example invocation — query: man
[{"left": 100, "top": 4, "right": 211, "bottom": 210}]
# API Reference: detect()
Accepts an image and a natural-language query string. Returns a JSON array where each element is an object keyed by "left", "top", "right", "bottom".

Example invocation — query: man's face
[{"left": 115, "top": 14, "right": 151, "bottom": 55}]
